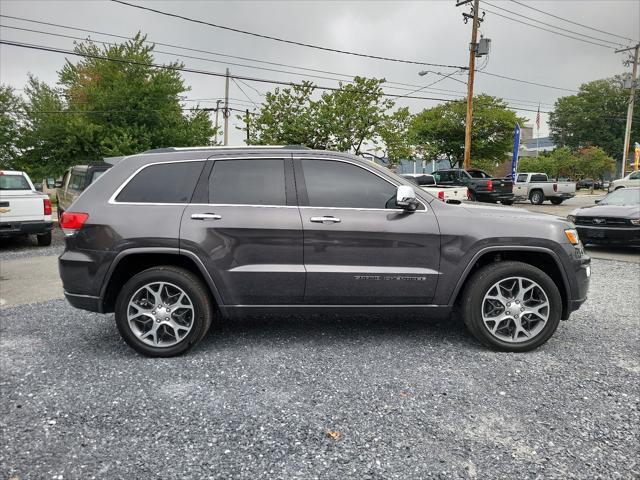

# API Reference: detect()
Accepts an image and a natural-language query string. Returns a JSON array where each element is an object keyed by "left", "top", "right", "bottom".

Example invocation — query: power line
[
  {"left": 231, "top": 78, "right": 259, "bottom": 109},
  {"left": 483, "top": 1, "right": 624, "bottom": 48},
  {"left": 481, "top": 6, "right": 617, "bottom": 49},
  {"left": 477, "top": 70, "right": 577, "bottom": 93},
  {"left": 1, "top": 14, "right": 570, "bottom": 102},
  {"left": 395, "top": 69, "right": 464, "bottom": 100},
  {"left": 109, "top": 0, "right": 466, "bottom": 69},
  {"left": 508, "top": 0, "right": 638, "bottom": 44},
  {"left": 0, "top": 39, "right": 462, "bottom": 103}
]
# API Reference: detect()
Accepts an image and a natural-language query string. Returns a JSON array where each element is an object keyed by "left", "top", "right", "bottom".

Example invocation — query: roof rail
[{"left": 142, "top": 145, "right": 311, "bottom": 154}]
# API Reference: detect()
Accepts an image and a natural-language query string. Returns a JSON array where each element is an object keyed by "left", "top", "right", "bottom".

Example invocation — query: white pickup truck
[
  {"left": 0, "top": 170, "right": 53, "bottom": 246},
  {"left": 513, "top": 172, "right": 576, "bottom": 205},
  {"left": 400, "top": 173, "right": 467, "bottom": 203}
]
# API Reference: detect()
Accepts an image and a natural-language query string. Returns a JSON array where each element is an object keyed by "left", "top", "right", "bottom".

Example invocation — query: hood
[
  {"left": 462, "top": 203, "right": 554, "bottom": 222},
  {"left": 571, "top": 204, "right": 640, "bottom": 219}
]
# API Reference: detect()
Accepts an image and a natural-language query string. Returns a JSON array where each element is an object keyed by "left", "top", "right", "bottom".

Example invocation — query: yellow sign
[{"left": 634, "top": 142, "right": 640, "bottom": 172}]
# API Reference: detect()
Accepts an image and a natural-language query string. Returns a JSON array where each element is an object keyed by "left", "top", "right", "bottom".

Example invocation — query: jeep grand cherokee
[{"left": 58, "top": 146, "right": 590, "bottom": 357}]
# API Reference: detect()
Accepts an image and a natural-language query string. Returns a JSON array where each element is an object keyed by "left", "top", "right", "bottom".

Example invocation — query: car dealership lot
[{"left": 1, "top": 224, "right": 639, "bottom": 478}]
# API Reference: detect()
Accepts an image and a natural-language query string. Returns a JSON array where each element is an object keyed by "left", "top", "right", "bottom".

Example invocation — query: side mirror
[
  {"left": 595, "top": 199, "right": 601, "bottom": 204},
  {"left": 396, "top": 185, "right": 419, "bottom": 211}
]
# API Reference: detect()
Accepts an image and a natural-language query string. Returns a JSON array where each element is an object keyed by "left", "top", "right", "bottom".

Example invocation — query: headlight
[
  {"left": 567, "top": 215, "right": 577, "bottom": 223},
  {"left": 564, "top": 228, "right": 580, "bottom": 245},
  {"left": 631, "top": 219, "right": 640, "bottom": 225}
]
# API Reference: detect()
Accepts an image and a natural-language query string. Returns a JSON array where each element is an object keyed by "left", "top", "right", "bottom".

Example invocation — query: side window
[
  {"left": 69, "top": 172, "right": 85, "bottom": 191},
  {"left": 435, "top": 171, "right": 453, "bottom": 183},
  {"left": 90, "top": 170, "right": 106, "bottom": 184},
  {"left": 531, "top": 174, "right": 547, "bottom": 182},
  {"left": 209, "top": 159, "right": 286, "bottom": 205},
  {"left": 301, "top": 159, "right": 396, "bottom": 209},
  {"left": 116, "top": 161, "right": 205, "bottom": 203},
  {"left": 517, "top": 174, "right": 528, "bottom": 183},
  {"left": 630, "top": 172, "right": 639, "bottom": 180}
]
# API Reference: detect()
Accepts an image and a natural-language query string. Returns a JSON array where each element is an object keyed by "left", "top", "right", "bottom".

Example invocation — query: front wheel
[
  {"left": 115, "top": 266, "right": 213, "bottom": 357},
  {"left": 461, "top": 261, "right": 562, "bottom": 352},
  {"left": 550, "top": 198, "right": 564, "bottom": 205}
]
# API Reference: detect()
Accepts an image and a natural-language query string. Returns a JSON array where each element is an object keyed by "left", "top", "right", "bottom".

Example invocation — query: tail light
[
  {"left": 43, "top": 198, "right": 52, "bottom": 215},
  {"left": 438, "top": 190, "right": 445, "bottom": 202},
  {"left": 60, "top": 212, "right": 89, "bottom": 235},
  {"left": 552, "top": 183, "right": 558, "bottom": 192},
  {"left": 467, "top": 189, "right": 472, "bottom": 200},
  {"left": 487, "top": 180, "right": 494, "bottom": 192}
]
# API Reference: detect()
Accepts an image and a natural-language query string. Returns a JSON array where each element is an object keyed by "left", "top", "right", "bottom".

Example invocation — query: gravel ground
[
  {"left": 0, "top": 226, "right": 65, "bottom": 261},
  {"left": 1, "top": 258, "right": 639, "bottom": 479}
]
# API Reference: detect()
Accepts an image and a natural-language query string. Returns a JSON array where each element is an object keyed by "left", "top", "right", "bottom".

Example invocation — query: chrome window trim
[
  {"left": 293, "top": 156, "right": 428, "bottom": 212},
  {"left": 109, "top": 156, "right": 287, "bottom": 206}
]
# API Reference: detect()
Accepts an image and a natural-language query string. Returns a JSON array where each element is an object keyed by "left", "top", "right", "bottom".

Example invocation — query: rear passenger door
[
  {"left": 295, "top": 157, "right": 441, "bottom": 305},
  {"left": 180, "top": 156, "right": 305, "bottom": 305}
]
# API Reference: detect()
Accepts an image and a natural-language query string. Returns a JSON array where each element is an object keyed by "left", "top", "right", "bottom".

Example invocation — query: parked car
[
  {"left": 56, "top": 163, "right": 112, "bottom": 216},
  {"left": 568, "top": 187, "right": 640, "bottom": 246},
  {"left": 513, "top": 173, "right": 576, "bottom": 205},
  {"left": 432, "top": 168, "right": 514, "bottom": 204},
  {"left": 609, "top": 170, "right": 640, "bottom": 191},
  {"left": 576, "top": 178, "right": 603, "bottom": 190},
  {"left": 400, "top": 173, "right": 467, "bottom": 203},
  {"left": 58, "top": 146, "right": 590, "bottom": 357},
  {"left": 39, "top": 177, "right": 59, "bottom": 198},
  {"left": 0, "top": 170, "right": 53, "bottom": 245}
]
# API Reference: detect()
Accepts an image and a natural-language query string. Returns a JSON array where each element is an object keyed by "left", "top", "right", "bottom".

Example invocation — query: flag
[
  {"left": 535, "top": 105, "right": 541, "bottom": 130},
  {"left": 511, "top": 123, "right": 521, "bottom": 181}
]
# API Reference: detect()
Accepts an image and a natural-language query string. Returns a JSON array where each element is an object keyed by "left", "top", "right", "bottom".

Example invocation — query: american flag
[{"left": 535, "top": 105, "right": 541, "bottom": 130}]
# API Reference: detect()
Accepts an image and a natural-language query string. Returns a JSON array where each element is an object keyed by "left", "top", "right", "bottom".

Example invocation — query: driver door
[{"left": 295, "top": 158, "right": 441, "bottom": 305}]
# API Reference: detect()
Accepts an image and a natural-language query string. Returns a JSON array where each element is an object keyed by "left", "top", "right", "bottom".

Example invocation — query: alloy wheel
[
  {"left": 481, "top": 276, "right": 550, "bottom": 343},
  {"left": 127, "top": 281, "right": 195, "bottom": 347}
]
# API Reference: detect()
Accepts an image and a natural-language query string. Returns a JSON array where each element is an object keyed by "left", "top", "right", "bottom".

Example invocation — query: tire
[
  {"left": 115, "top": 266, "right": 213, "bottom": 357},
  {"left": 501, "top": 199, "right": 514, "bottom": 205},
  {"left": 615, "top": 186, "right": 625, "bottom": 190},
  {"left": 529, "top": 190, "right": 544, "bottom": 205},
  {"left": 461, "top": 261, "right": 562, "bottom": 352},
  {"left": 37, "top": 231, "right": 52, "bottom": 246},
  {"left": 550, "top": 198, "right": 563, "bottom": 205}
]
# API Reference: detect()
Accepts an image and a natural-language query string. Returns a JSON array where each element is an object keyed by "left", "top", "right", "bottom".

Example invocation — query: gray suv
[{"left": 58, "top": 146, "right": 590, "bottom": 357}]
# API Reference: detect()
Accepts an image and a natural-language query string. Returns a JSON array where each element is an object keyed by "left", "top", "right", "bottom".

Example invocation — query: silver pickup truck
[{"left": 513, "top": 172, "right": 576, "bottom": 205}]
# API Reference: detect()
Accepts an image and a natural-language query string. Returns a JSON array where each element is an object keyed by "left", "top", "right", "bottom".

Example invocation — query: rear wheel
[
  {"left": 461, "top": 261, "right": 562, "bottom": 352},
  {"left": 550, "top": 198, "right": 564, "bottom": 205},
  {"left": 529, "top": 190, "right": 544, "bottom": 205},
  {"left": 37, "top": 231, "right": 52, "bottom": 246},
  {"left": 115, "top": 266, "right": 213, "bottom": 357}
]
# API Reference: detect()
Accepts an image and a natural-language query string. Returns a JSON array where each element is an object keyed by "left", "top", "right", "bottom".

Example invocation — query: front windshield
[{"left": 600, "top": 188, "right": 640, "bottom": 206}]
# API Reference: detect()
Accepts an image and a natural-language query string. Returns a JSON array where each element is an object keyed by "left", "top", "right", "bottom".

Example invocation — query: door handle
[
  {"left": 191, "top": 213, "right": 222, "bottom": 220},
  {"left": 310, "top": 216, "right": 341, "bottom": 224}
]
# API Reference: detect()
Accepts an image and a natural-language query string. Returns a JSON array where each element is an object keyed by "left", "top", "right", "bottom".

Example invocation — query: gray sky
[{"left": 1, "top": 0, "right": 639, "bottom": 146}]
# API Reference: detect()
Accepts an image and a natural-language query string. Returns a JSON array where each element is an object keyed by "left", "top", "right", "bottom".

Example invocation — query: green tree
[
  {"left": 517, "top": 147, "right": 580, "bottom": 179},
  {"left": 247, "top": 77, "right": 395, "bottom": 155},
  {"left": 0, "top": 85, "right": 23, "bottom": 168},
  {"left": 410, "top": 95, "right": 524, "bottom": 168},
  {"left": 549, "top": 76, "right": 639, "bottom": 161},
  {"left": 246, "top": 81, "right": 327, "bottom": 148},
  {"left": 16, "top": 34, "right": 214, "bottom": 177},
  {"left": 577, "top": 146, "right": 615, "bottom": 179},
  {"left": 378, "top": 107, "right": 413, "bottom": 165}
]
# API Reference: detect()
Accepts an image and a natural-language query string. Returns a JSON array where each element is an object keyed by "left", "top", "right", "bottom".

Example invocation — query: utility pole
[
  {"left": 223, "top": 68, "right": 230, "bottom": 146},
  {"left": 214, "top": 99, "right": 222, "bottom": 144},
  {"left": 458, "top": 0, "right": 484, "bottom": 170},
  {"left": 245, "top": 109, "right": 250, "bottom": 145},
  {"left": 617, "top": 43, "right": 639, "bottom": 177}
]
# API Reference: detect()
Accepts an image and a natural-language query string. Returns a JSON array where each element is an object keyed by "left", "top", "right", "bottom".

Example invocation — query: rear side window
[
  {"left": 531, "top": 174, "right": 547, "bottom": 182},
  {"left": 468, "top": 170, "right": 490, "bottom": 179},
  {"left": 301, "top": 159, "right": 396, "bottom": 209},
  {"left": 116, "top": 161, "right": 204, "bottom": 203},
  {"left": 209, "top": 159, "right": 286, "bottom": 205},
  {"left": 90, "top": 170, "right": 106, "bottom": 184},
  {"left": 433, "top": 171, "right": 454, "bottom": 183},
  {"left": 69, "top": 172, "right": 86, "bottom": 191},
  {"left": 0, "top": 174, "right": 31, "bottom": 190}
]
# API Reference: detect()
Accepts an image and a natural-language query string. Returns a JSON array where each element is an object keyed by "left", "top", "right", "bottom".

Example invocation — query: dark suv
[{"left": 59, "top": 147, "right": 590, "bottom": 357}]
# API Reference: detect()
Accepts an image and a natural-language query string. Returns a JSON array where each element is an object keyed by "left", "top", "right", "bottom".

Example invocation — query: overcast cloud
[{"left": 1, "top": 0, "right": 638, "bottom": 146}]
